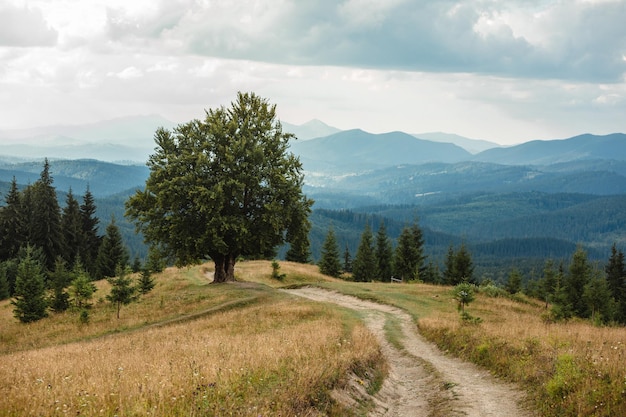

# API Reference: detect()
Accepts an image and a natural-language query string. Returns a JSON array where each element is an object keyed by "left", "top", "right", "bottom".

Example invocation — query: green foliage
[
  {"left": 375, "top": 221, "right": 393, "bottom": 282},
  {"left": 95, "top": 216, "right": 129, "bottom": 279},
  {"left": 444, "top": 243, "right": 475, "bottom": 285},
  {"left": 0, "top": 178, "right": 25, "bottom": 261},
  {"left": 61, "top": 189, "right": 82, "bottom": 268},
  {"left": 454, "top": 282, "right": 476, "bottom": 314},
  {"left": 28, "top": 159, "right": 63, "bottom": 271},
  {"left": 271, "top": 260, "right": 286, "bottom": 281},
  {"left": 80, "top": 188, "right": 102, "bottom": 279},
  {"left": 138, "top": 268, "right": 155, "bottom": 295},
  {"left": 352, "top": 223, "right": 376, "bottom": 282},
  {"left": 49, "top": 257, "right": 71, "bottom": 313},
  {"left": 0, "top": 265, "right": 9, "bottom": 300},
  {"left": 126, "top": 92, "right": 312, "bottom": 283},
  {"left": 69, "top": 265, "right": 96, "bottom": 309},
  {"left": 11, "top": 247, "right": 48, "bottom": 323},
  {"left": 318, "top": 227, "right": 342, "bottom": 278},
  {"left": 546, "top": 354, "right": 582, "bottom": 399},
  {"left": 343, "top": 244, "right": 352, "bottom": 273},
  {"left": 582, "top": 270, "right": 616, "bottom": 325},
  {"left": 505, "top": 268, "right": 523, "bottom": 294},
  {"left": 393, "top": 222, "right": 425, "bottom": 282},
  {"left": 106, "top": 265, "right": 138, "bottom": 319},
  {"left": 605, "top": 243, "right": 626, "bottom": 323},
  {"left": 565, "top": 246, "right": 592, "bottom": 317},
  {"left": 79, "top": 309, "right": 90, "bottom": 325}
]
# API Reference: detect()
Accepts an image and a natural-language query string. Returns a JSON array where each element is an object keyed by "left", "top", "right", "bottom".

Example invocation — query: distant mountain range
[{"left": 0, "top": 115, "right": 625, "bottom": 275}]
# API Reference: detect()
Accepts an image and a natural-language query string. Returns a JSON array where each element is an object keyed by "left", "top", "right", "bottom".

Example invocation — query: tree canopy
[{"left": 126, "top": 92, "right": 312, "bottom": 282}]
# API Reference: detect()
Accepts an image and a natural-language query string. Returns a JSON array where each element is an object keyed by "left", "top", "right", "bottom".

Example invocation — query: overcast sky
[{"left": 1, "top": 0, "right": 625, "bottom": 144}]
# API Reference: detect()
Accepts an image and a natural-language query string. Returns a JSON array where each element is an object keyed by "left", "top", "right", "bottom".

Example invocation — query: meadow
[{"left": 1, "top": 260, "right": 625, "bottom": 416}]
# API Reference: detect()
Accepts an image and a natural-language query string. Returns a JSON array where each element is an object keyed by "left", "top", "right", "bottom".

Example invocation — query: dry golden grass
[
  {"left": 0, "top": 262, "right": 383, "bottom": 416},
  {"left": 419, "top": 292, "right": 626, "bottom": 417}
]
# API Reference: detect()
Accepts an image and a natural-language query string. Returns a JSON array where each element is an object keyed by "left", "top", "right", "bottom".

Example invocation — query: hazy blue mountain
[
  {"left": 290, "top": 129, "right": 471, "bottom": 174},
  {"left": 282, "top": 119, "right": 342, "bottom": 140},
  {"left": 0, "top": 114, "right": 176, "bottom": 163},
  {"left": 472, "top": 133, "right": 626, "bottom": 165},
  {"left": 413, "top": 132, "right": 500, "bottom": 154},
  {"left": 0, "top": 159, "right": 149, "bottom": 197},
  {"left": 304, "top": 160, "right": 626, "bottom": 207}
]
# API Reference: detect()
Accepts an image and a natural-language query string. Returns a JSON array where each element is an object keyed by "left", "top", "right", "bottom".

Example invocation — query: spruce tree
[
  {"left": 28, "top": 160, "right": 63, "bottom": 271},
  {"left": 11, "top": 246, "right": 48, "bottom": 323},
  {"left": 375, "top": 221, "right": 393, "bottom": 282},
  {"left": 565, "top": 246, "right": 592, "bottom": 318},
  {"left": 69, "top": 262, "right": 96, "bottom": 309},
  {"left": 454, "top": 243, "right": 475, "bottom": 284},
  {"left": 318, "top": 227, "right": 342, "bottom": 277},
  {"left": 138, "top": 268, "right": 155, "bottom": 295},
  {"left": 0, "top": 264, "right": 9, "bottom": 300},
  {"left": 352, "top": 223, "right": 376, "bottom": 282},
  {"left": 285, "top": 205, "right": 312, "bottom": 263},
  {"left": 107, "top": 265, "right": 137, "bottom": 319},
  {"left": 394, "top": 227, "right": 417, "bottom": 281},
  {"left": 343, "top": 244, "right": 353, "bottom": 273},
  {"left": 583, "top": 270, "right": 616, "bottom": 324},
  {"left": 61, "top": 189, "right": 82, "bottom": 267},
  {"left": 49, "top": 257, "right": 71, "bottom": 313},
  {"left": 410, "top": 222, "right": 426, "bottom": 274},
  {"left": 443, "top": 244, "right": 457, "bottom": 285},
  {"left": 505, "top": 268, "right": 523, "bottom": 294},
  {"left": 80, "top": 187, "right": 101, "bottom": 279},
  {"left": 95, "top": 216, "right": 129, "bottom": 279},
  {"left": 0, "top": 177, "right": 25, "bottom": 261},
  {"left": 605, "top": 244, "right": 626, "bottom": 322},
  {"left": 540, "top": 259, "right": 558, "bottom": 308}
]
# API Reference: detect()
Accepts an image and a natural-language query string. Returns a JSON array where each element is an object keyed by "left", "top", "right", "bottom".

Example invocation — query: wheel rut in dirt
[{"left": 284, "top": 287, "right": 535, "bottom": 417}]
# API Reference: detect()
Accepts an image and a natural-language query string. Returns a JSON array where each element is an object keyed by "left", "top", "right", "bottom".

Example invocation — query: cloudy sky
[{"left": 1, "top": 0, "right": 625, "bottom": 144}]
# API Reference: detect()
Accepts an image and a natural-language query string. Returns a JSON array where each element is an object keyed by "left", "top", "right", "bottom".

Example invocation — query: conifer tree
[
  {"left": 505, "top": 268, "right": 523, "bottom": 294},
  {"left": 285, "top": 204, "right": 312, "bottom": 263},
  {"left": 0, "top": 264, "right": 9, "bottom": 300},
  {"left": 11, "top": 246, "right": 48, "bottom": 323},
  {"left": 565, "top": 246, "right": 592, "bottom": 318},
  {"left": 540, "top": 259, "right": 558, "bottom": 308},
  {"left": 80, "top": 187, "right": 101, "bottom": 278},
  {"left": 410, "top": 222, "right": 426, "bottom": 274},
  {"left": 29, "top": 159, "right": 63, "bottom": 271},
  {"left": 583, "top": 269, "right": 616, "bottom": 324},
  {"left": 343, "top": 244, "right": 352, "bottom": 273},
  {"left": 69, "top": 262, "right": 96, "bottom": 309},
  {"left": 422, "top": 260, "right": 441, "bottom": 284},
  {"left": 318, "top": 227, "right": 342, "bottom": 277},
  {"left": 138, "top": 268, "right": 155, "bottom": 295},
  {"left": 605, "top": 243, "right": 626, "bottom": 322},
  {"left": 375, "top": 221, "right": 393, "bottom": 282},
  {"left": 0, "top": 177, "right": 25, "bottom": 261},
  {"left": 107, "top": 265, "right": 137, "bottom": 319},
  {"left": 394, "top": 227, "right": 417, "bottom": 281},
  {"left": 352, "top": 223, "right": 376, "bottom": 282},
  {"left": 95, "top": 216, "right": 129, "bottom": 279},
  {"left": 49, "top": 257, "right": 71, "bottom": 312},
  {"left": 454, "top": 243, "right": 475, "bottom": 284},
  {"left": 443, "top": 244, "right": 457, "bottom": 285},
  {"left": 61, "top": 189, "right": 82, "bottom": 267},
  {"left": 549, "top": 261, "right": 574, "bottom": 321}
]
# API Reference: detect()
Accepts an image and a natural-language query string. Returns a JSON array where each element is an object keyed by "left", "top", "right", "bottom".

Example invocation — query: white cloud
[{"left": 0, "top": 4, "right": 57, "bottom": 46}]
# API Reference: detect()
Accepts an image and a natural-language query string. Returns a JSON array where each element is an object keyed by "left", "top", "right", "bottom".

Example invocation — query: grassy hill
[{"left": 1, "top": 261, "right": 625, "bottom": 416}]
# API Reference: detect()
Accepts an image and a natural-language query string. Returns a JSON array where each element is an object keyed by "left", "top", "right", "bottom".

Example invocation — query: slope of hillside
[
  {"left": 290, "top": 129, "right": 471, "bottom": 173},
  {"left": 472, "top": 133, "right": 626, "bottom": 165}
]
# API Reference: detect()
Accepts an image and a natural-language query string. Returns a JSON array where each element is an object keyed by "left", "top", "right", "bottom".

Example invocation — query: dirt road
[{"left": 284, "top": 287, "right": 535, "bottom": 417}]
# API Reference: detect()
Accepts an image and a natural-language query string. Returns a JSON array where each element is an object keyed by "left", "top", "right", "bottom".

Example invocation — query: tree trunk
[{"left": 213, "top": 253, "right": 236, "bottom": 283}]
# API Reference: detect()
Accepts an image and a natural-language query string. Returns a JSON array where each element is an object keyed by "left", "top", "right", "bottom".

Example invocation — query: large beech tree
[{"left": 126, "top": 92, "right": 312, "bottom": 283}]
